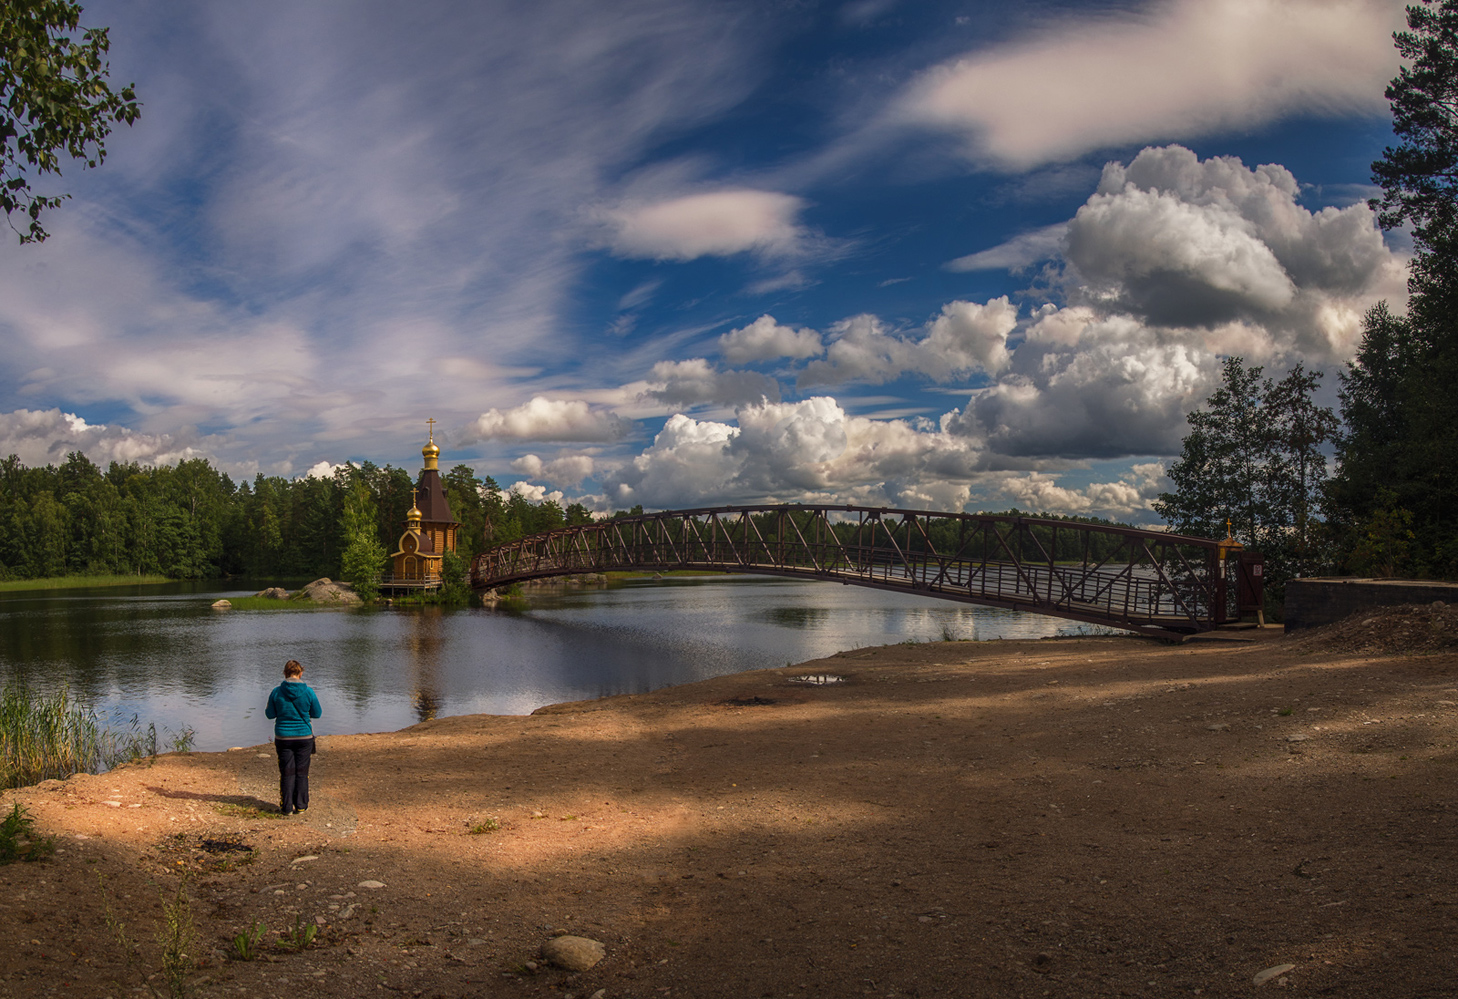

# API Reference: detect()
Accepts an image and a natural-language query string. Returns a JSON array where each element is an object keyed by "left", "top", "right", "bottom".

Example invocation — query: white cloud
[
  {"left": 946, "top": 223, "right": 1067, "bottom": 272},
  {"left": 897, "top": 0, "right": 1403, "bottom": 168},
  {"left": 507, "top": 481, "right": 566, "bottom": 505},
  {"left": 0, "top": 408, "right": 205, "bottom": 469},
  {"left": 0, "top": 0, "right": 775, "bottom": 471},
  {"left": 718, "top": 315, "right": 824, "bottom": 364},
  {"left": 598, "top": 189, "right": 811, "bottom": 261},
  {"left": 799, "top": 297, "right": 1017, "bottom": 386},
  {"left": 951, "top": 310, "right": 1216, "bottom": 458},
  {"left": 1070, "top": 183, "right": 1297, "bottom": 313},
  {"left": 603, "top": 396, "right": 988, "bottom": 509},
  {"left": 641, "top": 358, "right": 782, "bottom": 408},
  {"left": 510, "top": 453, "right": 596, "bottom": 486},
  {"left": 1063, "top": 145, "right": 1405, "bottom": 358},
  {"left": 994, "top": 462, "right": 1167, "bottom": 517},
  {"left": 303, "top": 460, "right": 343, "bottom": 480},
  {"left": 460, "top": 397, "right": 631, "bottom": 443}
]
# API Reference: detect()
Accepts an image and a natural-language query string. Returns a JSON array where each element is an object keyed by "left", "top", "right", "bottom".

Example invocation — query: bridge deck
[{"left": 470, "top": 505, "right": 1246, "bottom": 638}]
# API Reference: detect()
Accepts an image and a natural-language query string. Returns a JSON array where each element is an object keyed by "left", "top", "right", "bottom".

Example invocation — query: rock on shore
[{"left": 294, "top": 578, "right": 362, "bottom": 605}]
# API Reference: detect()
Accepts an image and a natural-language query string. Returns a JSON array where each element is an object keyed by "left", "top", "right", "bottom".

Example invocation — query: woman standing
[{"left": 265, "top": 659, "right": 322, "bottom": 815}]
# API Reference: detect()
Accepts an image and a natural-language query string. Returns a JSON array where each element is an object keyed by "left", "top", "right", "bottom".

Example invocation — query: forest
[{"left": 0, "top": 452, "right": 592, "bottom": 581}]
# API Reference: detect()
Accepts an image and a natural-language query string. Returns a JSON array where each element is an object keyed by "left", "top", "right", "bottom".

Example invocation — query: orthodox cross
[{"left": 426, "top": 417, "right": 436, "bottom": 443}]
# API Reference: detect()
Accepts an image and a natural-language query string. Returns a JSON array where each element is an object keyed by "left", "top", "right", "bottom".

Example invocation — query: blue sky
[{"left": 0, "top": 0, "right": 1413, "bottom": 522}]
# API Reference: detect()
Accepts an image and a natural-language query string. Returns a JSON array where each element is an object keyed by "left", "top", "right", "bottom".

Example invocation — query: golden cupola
[{"left": 422, "top": 417, "right": 441, "bottom": 472}]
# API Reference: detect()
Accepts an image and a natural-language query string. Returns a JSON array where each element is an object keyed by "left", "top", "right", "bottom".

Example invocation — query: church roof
[{"left": 414, "top": 468, "right": 458, "bottom": 526}]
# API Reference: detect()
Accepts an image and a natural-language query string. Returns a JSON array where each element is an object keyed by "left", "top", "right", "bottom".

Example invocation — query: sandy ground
[{"left": 3, "top": 626, "right": 1457, "bottom": 999}]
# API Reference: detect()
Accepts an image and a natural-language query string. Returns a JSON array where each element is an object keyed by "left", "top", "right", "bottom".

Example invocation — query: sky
[{"left": 0, "top": 0, "right": 1414, "bottom": 523}]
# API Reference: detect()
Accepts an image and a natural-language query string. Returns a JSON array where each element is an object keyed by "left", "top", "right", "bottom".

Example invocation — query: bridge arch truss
[{"left": 469, "top": 505, "right": 1246, "bottom": 638}]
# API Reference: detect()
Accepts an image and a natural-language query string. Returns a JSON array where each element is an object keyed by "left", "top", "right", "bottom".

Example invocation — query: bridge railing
[{"left": 469, "top": 505, "right": 1231, "bottom": 636}]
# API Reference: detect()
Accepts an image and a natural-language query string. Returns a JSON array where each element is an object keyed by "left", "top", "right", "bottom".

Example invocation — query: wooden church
[{"left": 385, "top": 421, "right": 460, "bottom": 590}]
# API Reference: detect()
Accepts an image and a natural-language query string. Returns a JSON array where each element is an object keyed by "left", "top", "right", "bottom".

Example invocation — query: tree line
[{"left": 0, "top": 451, "right": 593, "bottom": 582}]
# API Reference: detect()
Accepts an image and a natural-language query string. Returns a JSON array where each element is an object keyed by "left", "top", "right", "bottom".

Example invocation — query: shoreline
[
  {"left": 3, "top": 629, "right": 1455, "bottom": 998},
  {"left": 0, "top": 573, "right": 172, "bottom": 593}
]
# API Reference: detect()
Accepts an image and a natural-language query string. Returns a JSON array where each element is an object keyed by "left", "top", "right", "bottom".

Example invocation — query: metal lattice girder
[{"left": 469, "top": 505, "right": 1236, "bottom": 637}]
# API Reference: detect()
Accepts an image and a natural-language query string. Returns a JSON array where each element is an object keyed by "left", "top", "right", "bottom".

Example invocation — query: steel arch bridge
[{"left": 469, "top": 504, "right": 1259, "bottom": 638}]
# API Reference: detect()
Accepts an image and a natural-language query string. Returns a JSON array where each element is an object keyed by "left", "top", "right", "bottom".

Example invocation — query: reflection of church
[{"left": 383, "top": 421, "right": 460, "bottom": 591}]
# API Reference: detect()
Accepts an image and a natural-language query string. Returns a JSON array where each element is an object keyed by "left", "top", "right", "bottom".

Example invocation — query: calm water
[{"left": 0, "top": 576, "right": 1115, "bottom": 751}]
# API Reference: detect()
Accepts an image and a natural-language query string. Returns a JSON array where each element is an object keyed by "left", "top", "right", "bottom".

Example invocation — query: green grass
[
  {"left": 212, "top": 596, "right": 345, "bottom": 611},
  {"left": 0, "top": 804, "right": 55, "bottom": 864},
  {"left": 1, "top": 683, "right": 159, "bottom": 789},
  {"left": 0, "top": 574, "right": 170, "bottom": 593}
]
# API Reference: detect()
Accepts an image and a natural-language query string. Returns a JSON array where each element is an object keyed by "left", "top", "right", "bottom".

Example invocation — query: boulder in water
[{"left": 294, "top": 578, "right": 362, "bottom": 605}]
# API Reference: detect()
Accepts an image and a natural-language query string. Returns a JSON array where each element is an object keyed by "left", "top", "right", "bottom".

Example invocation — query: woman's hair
[{"left": 284, "top": 659, "right": 303, "bottom": 677}]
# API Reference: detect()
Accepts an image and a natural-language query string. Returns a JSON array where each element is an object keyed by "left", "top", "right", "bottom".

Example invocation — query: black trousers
[{"left": 275, "top": 738, "right": 314, "bottom": 813}]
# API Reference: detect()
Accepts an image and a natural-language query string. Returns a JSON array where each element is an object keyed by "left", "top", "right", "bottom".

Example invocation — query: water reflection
[
  {"left": 0, "top": 575, "right": 1117, "bottom": 751},
  {"left": 407, "top": 610, "right": 444, "bottom": 722},
  {"left": 762, "top": 606, "right": 831, "bottom": 627}
]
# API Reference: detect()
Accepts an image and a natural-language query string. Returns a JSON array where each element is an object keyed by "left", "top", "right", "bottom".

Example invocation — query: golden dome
[
  {"left": 422, "top": 418, "right": 440, "bottom": 469},
  {"left": 407, "top": 504, "right": 422, "bottom": 521}
]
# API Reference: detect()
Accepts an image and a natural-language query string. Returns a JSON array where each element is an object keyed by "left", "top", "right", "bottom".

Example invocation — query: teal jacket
[{"left": 265, "top": 680, "right": 321, "bottom": 738}]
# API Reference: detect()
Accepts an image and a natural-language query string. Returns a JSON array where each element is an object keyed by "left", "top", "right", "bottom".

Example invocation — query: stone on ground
[
  {"left": 541, "top": 935, "right": 606, "bottom": 971},
  {"left": 295, "top": 578, "right": 362, "bottom": 605}
]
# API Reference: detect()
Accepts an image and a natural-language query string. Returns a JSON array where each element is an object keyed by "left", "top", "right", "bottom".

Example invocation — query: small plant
[
  {"left": 940, "top": 624, "right": 958, "bottom": 642},
  {"left": 0, "top": 803, "right": 55, "bottom": 864},
  {"left": 99, "top": 870, "right": 198, "bottom": 999},
  {"left": 468, "top": 818, "right": 501, "bottom": 835},
  {"left": 156, "top": 876, "right": 198, "bottom": 998},
  {"left": 1278, "top": 706, "right": 1294, "bottom": 717},
  {"left": 277, "top": 914, "right": 318, "bottom": 952},
  {"left": 230, "top": 920, "right": 267, "bottom": 961},
  {"left": 167, "top": 726, "right": 196, "bottom": 755}
]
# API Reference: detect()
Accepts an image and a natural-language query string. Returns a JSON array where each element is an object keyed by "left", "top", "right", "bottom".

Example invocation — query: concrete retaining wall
[{"left": 1283, "top": 577, "right": 1458, "bottom": 631}]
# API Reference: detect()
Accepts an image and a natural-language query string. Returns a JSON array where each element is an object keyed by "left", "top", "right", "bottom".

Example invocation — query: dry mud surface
[{"left": 3, "top": 624, "right": 1457, "bottom": 999}]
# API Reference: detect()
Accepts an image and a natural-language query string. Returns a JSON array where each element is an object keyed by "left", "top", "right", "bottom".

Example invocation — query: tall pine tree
[{"left": 1329, "top": 0, "right": 1458, "bottom": 576}]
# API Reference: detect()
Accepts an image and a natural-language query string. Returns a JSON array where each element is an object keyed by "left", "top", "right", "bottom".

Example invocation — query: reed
[{"left": 0, "top": 683, "right": 155, "bottom": 789}]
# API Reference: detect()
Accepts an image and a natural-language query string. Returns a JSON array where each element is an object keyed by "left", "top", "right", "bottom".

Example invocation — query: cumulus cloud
[
  {"left": 603, "top": 396, "right": 987, "bottom": 509},
  {"left": 799, "top": 297, "right": 1017, "bottom": 386},
  {"left": 950, "top": 311, "right": 1216, "bottom": 459},
  {"left": 460, "top": 397, "right": 631, "bottom": 443},
  {"left": 0, "top": 408, "right": 204, "bottom": 469},
  {"left": 717, "top": 315, "right": 824, "bottom": 364},
  {"left": 1063, "top": 145, "right": 1405, "bottom": 357},
  {"left": 303, "top": 461, "right": 344, "bottom": 480},
  {"left": 897, "top": 0, "right": 1403, "bottom": 168},
  {"left": 507, "top": 481, "right": 566, "bottom": 506},
  {"left": 994, "top": 462, "right": 1167, "bottom": 516},
  {"left": 598, "top": 189, "right": 811, "bottom": 261},
  {"left": 510, "top": 453, "right": 596, "bottom": 486}
]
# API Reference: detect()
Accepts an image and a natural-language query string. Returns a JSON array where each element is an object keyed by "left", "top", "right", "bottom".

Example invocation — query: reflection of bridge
[{"left": 469, "top": 505, "right": 1261, "bottom": 638}]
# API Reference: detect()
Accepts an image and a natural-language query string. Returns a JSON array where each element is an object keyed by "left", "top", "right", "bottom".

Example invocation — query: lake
[{"left": 0, "top": 575, "right": 1116, "bottom": 751}]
